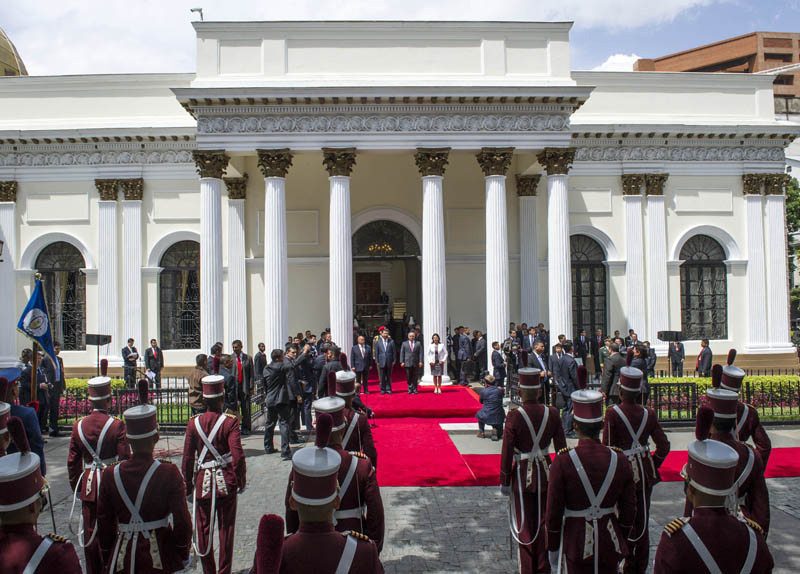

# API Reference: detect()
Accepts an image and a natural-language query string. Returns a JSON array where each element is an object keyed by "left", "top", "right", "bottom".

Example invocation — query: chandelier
[{"left": 367, "top": 241, "right": 393, "bottom": 257}]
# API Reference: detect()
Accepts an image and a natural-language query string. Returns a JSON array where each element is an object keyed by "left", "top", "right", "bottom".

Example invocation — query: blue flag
[{"left": 17, "top": 278, "right": 60, "bottom": 380}]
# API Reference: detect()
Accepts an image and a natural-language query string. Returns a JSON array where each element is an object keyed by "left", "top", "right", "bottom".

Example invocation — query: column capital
[
  {"left": 764, "top": 173, "right": 790, "bottom": 196},
  {"left": 515, "top": 174, "right": 541, "bottom": 197},
  {"left": 536, "top": 147, "right": 575, "bottom": 175},
  {"left": 120, "top": 178, "right": 144, "bottom": 201},
  {"left": 621, "top": 174, "right": 645, "bottom": 196},
  {"left": 742, "top": 173, "right": 765, "bottom": 195},
  {"left": 644, "top": 173, "right": 669, "bottom": 196},
  {"left": 257, "top": 148, "right": 293, "bottom": 178},
  {"left": 224, "top": 175, "right": 249, "bottom": 200},
  {"left": 476, "top": 147, "right": 514, "bottom": 176},
  {"left": 0, "top": 181, "right": 18, "bottom": 202},
  {"left": 414, "top": 148, "right": 451, "bottom": 177},
  {"left": 322, "top": 148, "right": 358, "bottom": 177},
  {"left": 95, "top": 179, "right": 119, "bottom": 201},
  {"left": 192, "top": 150, "right": 229, "bottom": 179}
]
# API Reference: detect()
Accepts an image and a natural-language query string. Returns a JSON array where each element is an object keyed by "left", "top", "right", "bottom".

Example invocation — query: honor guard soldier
[
  {"left": 0, "top": 370, "right": 46, "bottom": 473},
  {"left": 0, "top": 401, "right": 10, "bottom": 455},
  {"left": 0, "top": 417, "right": 82, "bottom": 574},
  {"left": 499, "top": 367, "right": 566, "bottom": 573},
  {"left": 546, "top": 389, "right": 636, "bottom": 574},
  {"left": 67, "top": 375, "right": 131, "bottom": 574},
  {"left": 335, "top": 369, "right": 379, "bottom": 470},
  {"left": 688, "top": 389, "right": 770, "bottom": 534},
  {"left": 275, "top": 413, "right": 383, "bottom": 573},
  {"left": 286, "top": 395, "right": 385, "bottom": 552},
  {"left": 602, "top": 366, "right": 670, "bottom": 573},
  {"left": 182, "top": 374, "right": 247, "bottom": 574},
  {"left": 654, "top": 439, "right": 773, "bottom": 573},
  {"left": 97, "top": 403, "right": 193, "bottom": 573},
  {"left": 712, "top": 350, "right": 772, "bottom": 465}
]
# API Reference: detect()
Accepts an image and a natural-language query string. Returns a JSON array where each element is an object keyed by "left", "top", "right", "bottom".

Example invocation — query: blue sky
[{"left": 1, "top": 0, "right": 799, "bottom": 75}]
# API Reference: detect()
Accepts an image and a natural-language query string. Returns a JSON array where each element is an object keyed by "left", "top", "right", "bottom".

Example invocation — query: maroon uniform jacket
[
  {"left": 654, "top": 507, "right": 773, "bottom": 573},
  {"left": 286, "top": 446, "right": 385, "bottom": 552},
  {"left": 279, "top": 523, "right": 384, "bottom": 574},
  {"left": 181, "top": 411, "right": 246, "bottom": 498},
  {"left": 97, "top": 453, "right": 193, "bottom": 573},
  {"left": 343, "top": 406, "right": 378, "bottom": 469},
  {"left": 546, "top": 439, "right": 636, "bottom": 572},
  {"left": 602, "top": 401, "right": 670, "bottom": 485},
  {"left": 684, "top": 431, "right": 770, "bottom": 534},
  {"left": 0, "top": 526, "right": 82, "bottom": 574},
  {"left": 737, "top": 402, "right": 772, "bottom": 466}
]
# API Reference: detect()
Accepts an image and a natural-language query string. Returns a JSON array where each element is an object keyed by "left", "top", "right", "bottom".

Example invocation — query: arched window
[
  {"left": 680, "top": 234, "right": 727, "bottom": 340},
  {"left": 35, "top": 242, "right": 86, "bottom": 350},
  {"left": 159, "top": 241, "right": 200, "bottom": 349},
  {"left": 571, "top": 234, "right": 607, "bottom": 338}
]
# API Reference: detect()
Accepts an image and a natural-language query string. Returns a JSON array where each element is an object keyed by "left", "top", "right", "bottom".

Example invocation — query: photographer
[{"left": 475, "top": 374, "right": 505, "bottom": 441}]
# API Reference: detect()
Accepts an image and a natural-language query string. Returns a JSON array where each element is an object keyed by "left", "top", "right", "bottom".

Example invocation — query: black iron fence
[{"left": 653, "top": 368, "right": 800, "bottom": 378}]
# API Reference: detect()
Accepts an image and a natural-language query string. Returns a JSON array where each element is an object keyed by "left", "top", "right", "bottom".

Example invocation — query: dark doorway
[
  {"left": 570, "top": 234, "right": 608, "bottom": 338},
  {"left": 356, "top": 272, "right": 381, "bottom": 307}
]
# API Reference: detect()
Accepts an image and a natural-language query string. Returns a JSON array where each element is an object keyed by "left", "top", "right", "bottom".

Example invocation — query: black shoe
[
  {"left": 265, "top": 447, "right": 277, "bottom": 454},
  {"left": 281, "top": 451, "right": 293, "bottom": 461},
  {"left": 491, "top": 435, "right": 500, "bottom": 442},
  {"left": 241, "top": 429, "right": 251, "bottom": 436},
  {"left": 565, "top": 432, "right": 578, "bottom": 439},
  {"left": 380, "top": 391, "right": 386, "bottom": 395}
]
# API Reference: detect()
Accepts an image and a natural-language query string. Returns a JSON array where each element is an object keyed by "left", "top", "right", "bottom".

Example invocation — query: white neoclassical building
[{"left": 0, "top": 20, "right": 797, "bottom": 373}]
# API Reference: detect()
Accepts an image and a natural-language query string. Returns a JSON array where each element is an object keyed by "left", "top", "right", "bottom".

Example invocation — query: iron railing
[{"left": 653, "top": 368, "right": 800, "bottom": 378}]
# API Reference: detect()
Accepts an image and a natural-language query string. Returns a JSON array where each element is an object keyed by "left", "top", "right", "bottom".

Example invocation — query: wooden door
[{"left": 355, "top": 272, "right": 381, "bottom": 304}]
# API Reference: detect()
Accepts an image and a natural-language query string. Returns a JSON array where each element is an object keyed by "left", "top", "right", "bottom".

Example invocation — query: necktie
[
  {"left": 410, "top": 341, "right": 414, "bottom": 353},
  {"left": 361, "top": 345, "right": 365, "bottom": 357},
  {"left": 237, "top": 354, "right": 243, "bottom": 383},
  {"left": 153, "top": 348, "right": 157, "bottom": 359}
]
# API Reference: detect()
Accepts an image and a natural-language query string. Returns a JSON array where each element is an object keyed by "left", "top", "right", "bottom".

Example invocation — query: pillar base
[{"left": 419, "top": 375, "right": 453, "bottom": 386}]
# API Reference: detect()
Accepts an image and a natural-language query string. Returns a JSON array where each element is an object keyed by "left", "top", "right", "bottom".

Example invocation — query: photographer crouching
[{"left": 475, "top": 374, "right": 505, "bottom": 441}]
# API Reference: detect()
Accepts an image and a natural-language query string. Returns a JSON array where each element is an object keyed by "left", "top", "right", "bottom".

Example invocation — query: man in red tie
[
  {"left": 232, "top": 341, "right": 254, "bottom": 436},
  {"left": 144, "top": 339, "right": 164, "bottom": 390}
]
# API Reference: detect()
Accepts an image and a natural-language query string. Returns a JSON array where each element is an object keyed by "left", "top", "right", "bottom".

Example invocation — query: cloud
[
  {"left": 592, "top": 53, "right": 642, "bottom": 72},
  {"left": 0, "top": 0, "right": 724, "bottom": 75}
]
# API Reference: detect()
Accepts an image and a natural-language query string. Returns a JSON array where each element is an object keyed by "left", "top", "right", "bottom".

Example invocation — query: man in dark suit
[
  {"left": 43, "top": 342, "right": 65, "bottom": 437},
  {"left": 696, "top": 339, "right": 713, "bottom": 377},
  {"left": 473, "top": 331, "right": 487, "bottom": 382},
  {"left": 522, "top": 327, "right": 537, "bottom": 354},
  {"left": 590, "top": 328, "right": 604, "bottom": 381},
  {"left": 668, "top": 340, "right": 685, "bottom": 377},
  {"left": 254, "top": 342, "right": 267, "bottom": 396},
  {"left": 318, "top": 346, "right": 343, "bottom": 397},
  {"left": 490, "top": 342, "right": 506, "bottom": 387},
  {"left": 457, "top": 327, "right": 472, "bottom": 385},
  {"left": 624, "top": 328, "right": 635, "bottom": 348},
  {"left": 121, "top": 338, "right": 138, "bottom": 389},
  {"left": 263, "top": 348, "right": 299, "bottom": 460},
  {"left": 551, "top": 342, "right": 578, "bottom": 438},
  {"left": 350, "top": 335, "right": 372, "bottom": 394},
  {"left": 573, "top": 329, "right": 589, "bottom": 366},
  {"left": 531, "top": 341, "right": 551, "bottom": 404},
  {"left": 232, "top": 339, "right": 254, "bottom": 434},
  {"left": 375, "top": 329, "right": 396, "bottom": 394},
  {"left": 600, "top": 342, "right": 625, "bottom": 405},
  {"left": 551, "top": 334, "right": 567, "bottom": 355},
  {"left": 144, "top": 338, "right": 164, "bottom": 389},
  {"left": 399, "top": 332, "right": 423, "bottom": 394}
]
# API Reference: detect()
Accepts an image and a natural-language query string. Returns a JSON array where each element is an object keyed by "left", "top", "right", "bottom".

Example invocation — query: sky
[{"left": 1, "top": 0, "right": 799, "bottom": 75}]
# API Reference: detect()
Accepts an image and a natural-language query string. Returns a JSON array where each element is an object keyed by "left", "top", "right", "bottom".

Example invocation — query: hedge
[
  {"left": 65, "top": 378, "right": 127, "bottom": 391},
  {"left": 651, "top": 375, "right": 800, "bottom": 412}
]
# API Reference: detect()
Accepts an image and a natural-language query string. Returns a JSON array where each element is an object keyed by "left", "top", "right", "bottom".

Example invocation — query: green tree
[{"left": 787, "top": 177, "right": 800, "bottom": 275}]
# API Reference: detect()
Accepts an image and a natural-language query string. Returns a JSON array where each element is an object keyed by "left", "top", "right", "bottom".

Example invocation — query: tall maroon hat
[
  {"left": 290, "top": 413, "right": 341, "bottom": 506},
  {"left": 100, "top": 358, "right": 108, "bottom": 377},
  {"left": 571, "top": 390, "right": 604, "bottom": 423},
  {"left": 719, "top": 349, "right": 744, "bottom": 392},
  {"left": 683, "top": 438, "right": 739, "bottom": 496},
  {"left": 0, "top": 417, "right": 44, "bottom": 511},
  {"left": 335, "top": 370, "right": 356, "bottom": 397},
  {"left": 313, "top": 397, "right": 346, "bottom": 431},
  {"left": 123, "top": 404, "right": 158, "bottom": 440},
  {"left": 326, "top": 370, "right": 337, "bottom": 398},
  {"left": 705, "top": 388, "right": 738, "bottom": 419},
  {"left": 88, "top": 376, "right": 112, "bottom": 402},
  {"left": 695, "top": 406, "right": 714, "bottom": 441},
  {"left": 517, "top": 368, "right": 541, "bottom": 390},
  {"left": 201, "top": 374, "right": 225, "bottom": 399},
  {"left": 0, "top": 402, "right": 9, "bottom": 435},
  {"left": 619, "top": 367, "right": 643, "bottom": 392},
  {"left": 255, "top": 514, "right": 284, "bottom": 574}
]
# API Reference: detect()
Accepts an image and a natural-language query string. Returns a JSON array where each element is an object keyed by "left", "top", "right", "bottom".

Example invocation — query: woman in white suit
[{"left": 428, "top": 333, "right": 448, "bottom": 394}]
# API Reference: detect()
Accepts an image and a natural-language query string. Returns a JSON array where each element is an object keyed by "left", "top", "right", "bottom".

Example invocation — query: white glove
[
  {"left": 549, "top": 550, "right": 559, "bottom": 573},
  {"left": 180, "top": 553, "right": 196, "bottom": 572},
  {"left": 499, "top": 484, "right": 510, "bottom": 496}
]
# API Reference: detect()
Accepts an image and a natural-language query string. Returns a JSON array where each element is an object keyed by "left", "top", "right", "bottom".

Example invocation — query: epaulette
[
  {"left": 189, "top": 414, "right": 199, "bottom": 420},
  {"left": 106, "top": 460, "right": 122, "bottom": 469},
  {"left": 158, "top": 458, "right": 174, "bottom": 465},
  {"left": 48, "top": 533, "right": 68, "bottom": 543},
  {"left": 558, "top": 447, "right": 571, "bottom": 455},
  {"left": 663, "top": 518, "right": 686, "bottom": 535},
  {"left": 745, "top": 403, "right": 756, "bottom": 410},
  {"left": 343, "top": 530, "right": 371, "bottom": 542},
  {"left": 350, "top": 451, "right": 368, "bottom": 459},
  {"left": 744, "top": 517, "right": 763, "bottom": 534},
  {"left": 224, "top": 412, "right": 238, "bottom": 419},
  {"left": 609, "top": 446, "right": 624, "bottom": 454}
]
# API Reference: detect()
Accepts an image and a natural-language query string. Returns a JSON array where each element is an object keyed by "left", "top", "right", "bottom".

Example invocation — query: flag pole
[{"left": 30, "top": 272, "right": 42, "bottom": 404}]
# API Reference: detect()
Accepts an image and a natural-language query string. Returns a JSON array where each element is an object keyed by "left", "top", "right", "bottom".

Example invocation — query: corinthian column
[
  {"left": 764, "top": 174, "right": 793, "bottom": 350},
  {"left": 193, "top": 150, "right": 228, "bottom": 353},
  {"left": 517, "top": 175, "right": 541, "bottom": 327},
  {"left": 324, "top": 149, "right": 357, "bottom": 352},
  {"left": 0, "top": 182, "right": 17, "bottom": 367},
  {"left": 416, "top": 148, "right": 450, "bottom": 383},
  {"left": 477, "top": 147, "right": 514, "bottom": 349},
  {"left": 95, "top": 179, "right": 119, "bottom": 360},
  {"left": 225, "top": 175, "right": 249, "bottom": 351},
  {"left": 743, "top": 174, "right": 768, "bottom": 350},
  {"left": 645, "top": 174, "right": 669, "bottom": 350},
  {"left": 120, "top": 178, "right": 143, "bottom": 352},
  {"left": 258, "top": 149, "right": 293, "bottom": 354},
  {"left": 622, "top": 174, "right": 646, "bottom": 336},
  {"left": 537, "top": 148, "right": 575, "bottom": 343}
]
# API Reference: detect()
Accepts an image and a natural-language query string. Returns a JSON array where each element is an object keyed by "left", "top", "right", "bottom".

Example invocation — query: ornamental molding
[
  {"left": 120, "top": 178, "right": 144, "bottom": 201},
  {"left": 574, "top": 145, "right": 785, "bottom": 163},
  {"left": 644, "top": 173, "right": 669, "bottom": 196},
  {"left": 621, "top": 174, "right": 645, "bottom": 196},
  {"left": 0, "top": 180, "right": 17, "bottom": 202},
  {"left": 476, "top": 147, "right": 514, "bottom": 176},
  {"left": 192, "top": 150, "right": 229, "bottom": 178},
  {"left": 322, "top": 148, "right": 357, "bottom": 177},
  {"left": 537, "top": 147, "right": 575, "bottom": 175},
  {"left": 764, "top": 173, "right": 790, "bottom": 195},
  {"left": 257, "top": 149, "right": 293, "bottom": 178},
  {"left": 94, "top": 179, "right": 118, "bottom": 201},
  {"left": 224, "top": 175, "right": 249, "bottom": 200},
  {"left": 0, "top": 148, "right": 195, "bottom": 167},
  {"left": 515, "top": 174, "right": 541, "bottom": 197},
  {"left": 742, "top": 173, "right": 765, "bottom": 195},
  {"left": 414, "top": 148, "right": 450, "bottom": 177}
]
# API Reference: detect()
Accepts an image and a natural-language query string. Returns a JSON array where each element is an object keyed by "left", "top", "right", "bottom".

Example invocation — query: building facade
[{"left": 0, "top": 21, "right": 797, "bottom": 372}]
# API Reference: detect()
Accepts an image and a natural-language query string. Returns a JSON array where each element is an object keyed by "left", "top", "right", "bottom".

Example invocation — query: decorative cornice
[
  {"left": 765, "top": 173, "right": 790, "bottom": 196},
  {"left": 621, "top": 174, "right": 645, "bottom": 196},
  {"left": 94, "top": 179, "right": 118, "bottom": 201},
  {"left": 0, "top": 181, "right": 17, "bottom": 202},
  {"left": 644, "top": 173, "right": 669, "bottom": 196},
  {"left": 192, "top": 150, "right": 229, "bottom": 179},
  {"left": 224, "top": 175, "right": 249, "bottom": 200},
  {"left": 322, "top": 148, "right": 357, "bottom": 177},
  {"left": 414, "top": 148, "right": 450, "bottom": 177},
  {"left": 119, "top": 178, "right": 144, "bottom": 201},
  {"left": 476, "top": 147, "right": 514, "bottom": 176},
  {"left": 574, "top": 145, "right": 785, "bottom": 163},
  {"left": 257, "top": 149, "right": 293, "bottom": 178},
  {"left": 742, "top": 173, "right": 764, "bottom": 195},
  {"left": 1, "top": 148, "right": 195, "bottom": 167},
  {"left": 515, "top": 174, "right": 541, "bottom": 197},
  {"left": 537, "top": 147, "right": 575, "bottom": 175}
]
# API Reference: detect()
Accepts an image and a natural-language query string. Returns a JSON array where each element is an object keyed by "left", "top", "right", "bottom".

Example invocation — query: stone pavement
[{"left": 34, "top": 426, "right": 800, "bottom": 573}]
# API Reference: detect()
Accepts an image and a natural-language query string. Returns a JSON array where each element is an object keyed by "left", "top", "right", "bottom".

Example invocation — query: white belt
[
  {"left": 622, "top": 443, "right": 651, "bottom": 458},
  {"left": 117, "top": 516, "right": 171, "bottom": 534},
  {"left": 513, "top": 449, "right": 545, "bottom": 462},
  {"left": 198, "top": 453, "right": 233, "bottom": 470},
  {"left": 84, "top": 457, "right": 118, "bottom": 469},
  {"left": 334, "top": 505, "right": 367, "bottom": 521},
  {"left": 564, "top": 505, "right": 617, "bottom": 521}
]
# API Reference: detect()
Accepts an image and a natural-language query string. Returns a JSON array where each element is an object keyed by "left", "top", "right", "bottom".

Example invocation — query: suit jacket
[
  {"left": 8, "top": 404, "right": 46, "bottom": 474},
  {"left": 375, "top": 337, "right": 396, "bottom": 368},
  {"left": 630, "top": 356, "right": 650, "bottom": 395},
  {"left": 553, "top": 353, "right": 578, "bottom": 395},
  {"left": 522, "top": 334, "right": 538, "bottom": 352},
  {"left": 232, "top": 352, "right": 254, "bottom": 395},
  {"left": 121, "top": 346, "right": 139, "bottom": 369},
  {"left": 530, "top": 352, "right": 550, "bottom": 387},
  {"left": 476, "top": 385, "right": 505, "bottom": 425},
  {"left": 350, "top": 343, "right": 372, "bottom": 372},
  {"left": 254, "top": 351, "right": 267, "bottom": 381},
  {"left": 218, "top": 366, "right": 238, "bottom": 413},
  {"left": 264, "top": 361, "right": 297, "bottom": 407},
  {"left": 697, "top": 347, "right": 713, "bottom": 374},
  {"left": 474, "top": 337, "right": 487, "bottom": 369},
  {"left": 668, "top": 342, "right": 685, "bottom": 364},
  {"left": 43, "top": 355, "right": 65, "bottom": 393},
  {"left": 318, "top": 360, "right": 342, "bottom": 395},
  {"left": 290, "top": 351, "right": 314, "bottom": 394},
  {"left": 144, "top": 346, "right": 164, "bottom": 372},
  {"left": 601, "top": 353, "right": 625, "bottom": 397},
  {"left": 457, "top": 334, "right": 472, "bottom": 360},
  {"left": 491, "top": 349, "right": 505, "bottom": 379},
  {"left": 399, "top": 340, "right": 423, "bottom": 366},
  {"left": 573, "top": 336, "right": 589, "bottom": 361}
]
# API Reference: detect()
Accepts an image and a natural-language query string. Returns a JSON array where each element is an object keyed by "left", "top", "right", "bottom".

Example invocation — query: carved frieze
[
  {"left": 322, "top": 148, "right": 357, "bottom": 177},
  {"left": 192, "top": 150, "right": 229, "bottom": 179},
  {"left": 476, "top": 148, "right": 514, "bottom": 176},
  {"left": 536, "top": 148, "right": 576, "bottom": 175},
  {"left": 120, "top": 178, "right": 144, "bottom": 201},
  {"left": 574, "top": 146, "right": 785, "bottom": 162},
  {"left": 0, "top": 149, "right": 194, "bottom": 167},
  {"left": 765, "top": 173, "right": 790, "bottom": 195},
  {"left": 257, "top": 149, "right": 293, "bottom": 178},
  {"left": 414, "top": 148, "right": 450, "bottom": 177},
  {"left": 224, "top": 175, "right": 249, "bottom": 200},
  {"left": 621, "top": 174, "right": 645, "bottom": 196},
  {"left": 644, "top": 174, "right": 669, "bottom": 196},
  {"left": 0, "top": 181, "right": 17, "bottom": 202},
  {"left": 95, "top": 179, "right": 118, "bottom": 201},
  {"left": 515, "top": 175, "right": 541, "bottom": 197}
]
